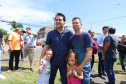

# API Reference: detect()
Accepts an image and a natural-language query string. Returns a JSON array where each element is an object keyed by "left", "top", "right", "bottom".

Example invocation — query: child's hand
[
  {"left": 73, "top": 69, "right": 78, "bottom": 77},
  {"left": 68, "top": 69, "right": 73, "bottom": 76},
  {"left": 39, "top": 65, "right": 44, "bottom": 70},
  {"left": 40, "top": 59, "right": 45, "bottom": 66}
]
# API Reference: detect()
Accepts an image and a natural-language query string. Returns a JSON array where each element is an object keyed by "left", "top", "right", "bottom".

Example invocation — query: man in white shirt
[
  {"left": 23, "top": 27, "right": 38, "bottom": 72},
  {"left": 96, "top": 26, "right": 108, "bottom": 79}
]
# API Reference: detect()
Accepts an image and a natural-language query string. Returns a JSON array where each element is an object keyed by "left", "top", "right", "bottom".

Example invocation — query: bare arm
[
  {"left": 73, "top": 69, "right": 83, "bottom": 80},
  {"left": 38, "top": 64, "right": 44, "bottom": 74},
  {"left": 1, "top": 38, "right": 5, "bottom": 54},
  {"left": 31, "top": 32, "right": 38, "bottom": 37},
  {"left": 8, "top": 40, "right": 13, "bottom": 52},
  {"left": 66, "top": 66, "right": 73, "bottom": 78},
  {"left": 122, "top": 44, "right": 126, "bottom": 48},
  {"left": 101, "top": 42, "right": 110, "bottom": 60},
  {"left": 39, "top": 44, "right": 49, "bottom": 65},
  {"left": 76, "top": 47, "right": 92, "bottom": 74}
]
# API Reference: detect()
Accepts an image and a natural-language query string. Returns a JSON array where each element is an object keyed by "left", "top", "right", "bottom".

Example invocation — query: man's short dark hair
[
  {"left": 109, "top": 27, "right": 116, "bottom": 34},
  {"left": 88, "top": 30, "right": 91, "bottom": 33},
  {"left": 72, "top": 17, "right": 82, "bottom": 24},
  {"left": 55, "top": 13, "right": 66, "bottom": 22},
  {"left": 102, "top": 26, "right": 109, "bottom": 30},
  {"left": 26, "top": 27, "right": 31, "bottom": 30}
]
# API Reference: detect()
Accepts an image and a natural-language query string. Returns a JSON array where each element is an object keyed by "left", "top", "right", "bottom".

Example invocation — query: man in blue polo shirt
[
  {"left": 39, "top": 13, "right": 73, "bottom": 84},
  {"left": 70, "top": 17, "right": 93, "bottom": 84}
]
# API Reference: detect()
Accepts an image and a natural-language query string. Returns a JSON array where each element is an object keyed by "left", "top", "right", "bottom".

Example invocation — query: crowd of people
[{"left": 0, "top": 13, "right": 126, "bottom": 84}]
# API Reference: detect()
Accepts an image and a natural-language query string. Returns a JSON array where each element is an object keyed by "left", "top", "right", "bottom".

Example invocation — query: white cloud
[{"left": 0, "top": 0, "right": 55, "bottom": 27}]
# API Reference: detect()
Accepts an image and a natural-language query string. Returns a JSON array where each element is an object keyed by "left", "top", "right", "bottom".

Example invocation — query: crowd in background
[{"left": 0, "top": 13, "right": 126, "bottom": 84}]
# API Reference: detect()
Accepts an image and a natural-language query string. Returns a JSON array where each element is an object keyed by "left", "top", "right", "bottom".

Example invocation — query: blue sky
[{"left": 0, "top": 0, "right": 126, "bottom": 36}]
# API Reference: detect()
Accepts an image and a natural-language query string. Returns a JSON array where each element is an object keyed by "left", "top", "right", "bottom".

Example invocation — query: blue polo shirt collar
[{"left": 56, "top": 28, "right": 66, "bottom": 34}]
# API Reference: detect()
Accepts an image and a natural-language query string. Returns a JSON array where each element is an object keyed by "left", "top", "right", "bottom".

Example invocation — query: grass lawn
[
  {"left": 0, "top": 55, "right": 126, "bottom": 84},
  {"left": 0, "top": 56, "right": 61, "bottom": 84}
]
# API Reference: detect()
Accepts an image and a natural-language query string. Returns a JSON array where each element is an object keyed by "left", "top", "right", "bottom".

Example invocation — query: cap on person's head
[{"left": 26, "top": 27, "right": 31, "bottom": 30}]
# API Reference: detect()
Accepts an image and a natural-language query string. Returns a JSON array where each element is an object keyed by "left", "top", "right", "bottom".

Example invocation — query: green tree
[
  {"left": 0, "top": 28, "right": 8, "bottom": 43},
  {"left": 9, "top": 20, "right": 23, "bottom": 31}
]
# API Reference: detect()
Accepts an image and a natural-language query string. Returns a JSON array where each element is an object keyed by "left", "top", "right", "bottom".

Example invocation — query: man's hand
[
  {"left": 73, "top": 69, "right": 78, "bottom": 77},
  {"left": 91, "top": 57, "right": 92, "bottom": 61},
  {"left": 9, "top": 47, "right": 13, "bottom": 52},
  {"left": 101, "top": 55, "right": 104, "bottom": 60},
  {"left": 99, "top": 45, "right": 103, "bottom": 49},
  {"left": 39, "top": 59, "right": 45, "bottom": 66},
  {"left": 39, "top": 64, "right": 44, "bottom": 70},
  {"left": 2, "top": 48, "right": 5, "bottom": 54},
  {"left": 68, "top": 69, "right": 73, "bottom": 77},
  {"left": 76, "top": 65, "right": 83, "bottom": 74}
]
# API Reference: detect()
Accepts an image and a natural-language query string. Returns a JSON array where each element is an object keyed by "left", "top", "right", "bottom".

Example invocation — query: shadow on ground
[{"left": 1, "top": 66, "right": 30, "bottom": 71}]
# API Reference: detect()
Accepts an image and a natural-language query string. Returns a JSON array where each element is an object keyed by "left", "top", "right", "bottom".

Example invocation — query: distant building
[
  {"left": 37, "top": 23, "right": 121, "bottom": 44},
  {"left": 37, "top": 23, "right": 88, "bottom": 44}
]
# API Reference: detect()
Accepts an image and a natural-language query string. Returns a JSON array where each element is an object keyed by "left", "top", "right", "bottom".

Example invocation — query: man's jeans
[
  {"left": 0, "top": 50, "right": 1, "bottom": 74},
  {"left": 105, "top": 58, "right": 116, "bottom": 84},
  {"left": 119, "top": 53, "right": 126, "bottom": 70},
  {"left": 81, "top": 66, "right": 91, "bottom": 84},
  {"left": 98, "top": 52, "right": 105, "bottom": 75},
  {"left": 49, "top": 64, "right": 67, "bottom": 84}
]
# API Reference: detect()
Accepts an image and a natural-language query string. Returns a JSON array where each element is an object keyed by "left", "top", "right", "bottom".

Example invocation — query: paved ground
[{"left": 2, "top": 45, "right": 42, "bottom": 57}]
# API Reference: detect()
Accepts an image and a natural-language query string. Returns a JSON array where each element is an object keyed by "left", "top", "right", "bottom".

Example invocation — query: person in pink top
[{"left": 66, "top": 52, "right": 83, "bottom": 84}]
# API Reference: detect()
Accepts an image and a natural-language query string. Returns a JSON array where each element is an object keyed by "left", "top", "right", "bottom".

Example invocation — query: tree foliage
[
  {"left": 0, "top": 28, "right": 8, "bottom": 42},
  {"left": 9, "top": 20, "right": 23, "bottom": 31}
]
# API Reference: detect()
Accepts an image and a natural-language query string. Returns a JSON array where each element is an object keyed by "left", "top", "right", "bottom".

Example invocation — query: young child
[
  {"left": 66, "top": 52, "right": 83, "bottom": 84},
  {"left": 37, "top": 48, "right": 53, "bottom": 84}
]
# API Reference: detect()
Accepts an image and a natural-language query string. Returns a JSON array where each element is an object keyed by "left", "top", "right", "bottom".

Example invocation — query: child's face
[
  {"left": 46, "top": 50, "right": 53, "bottom": 60},
  {"left": 68, "top": 56, "right": 76, "bottom": 67}
]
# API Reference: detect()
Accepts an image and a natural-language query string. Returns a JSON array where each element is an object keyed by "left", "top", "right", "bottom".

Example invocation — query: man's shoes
[
  {"left": 30, "top": 68, "right": 35, "bottom": 72},
  {"left": 98, "top": 74, "right": 106, "bottom": 80},
  {"left": 7, "top": 69, "right": 11, "bottom": 73},
  {"left": 16, "top": 68, "right": 21, "bottom": 71},
  {"left": 0, "top": 74, "right": 5, "bottom": 79},
  {"left": 103, "top": 73, "right": 107, "bottom": 76}
]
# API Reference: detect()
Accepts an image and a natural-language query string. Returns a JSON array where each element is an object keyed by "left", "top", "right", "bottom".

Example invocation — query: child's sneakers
[{"left": 0, "top": 74, "right": 6, "bottom": 79}]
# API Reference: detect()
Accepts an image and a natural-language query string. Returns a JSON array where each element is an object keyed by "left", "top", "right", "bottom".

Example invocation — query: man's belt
[{"left": 28, "top": 46, "right": 36, "bottom": 48}]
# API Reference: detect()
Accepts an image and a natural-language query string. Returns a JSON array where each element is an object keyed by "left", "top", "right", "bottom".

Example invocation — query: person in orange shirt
[{"left": 7, "top": 28, "right": 22, "bottom": 72}]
